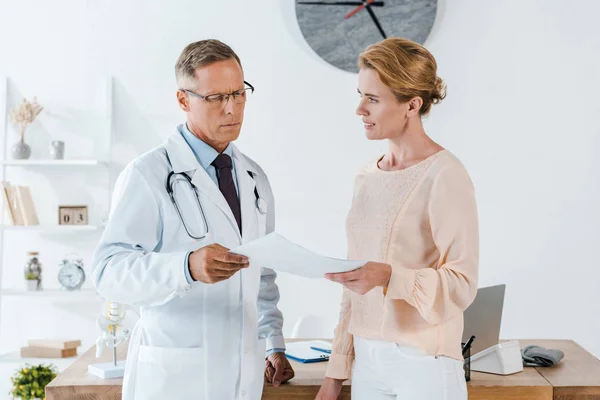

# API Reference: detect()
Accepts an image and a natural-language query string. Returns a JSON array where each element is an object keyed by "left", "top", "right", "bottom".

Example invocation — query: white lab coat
[{"left": 92, "top": 129, "right": 285, "bottom": 400}]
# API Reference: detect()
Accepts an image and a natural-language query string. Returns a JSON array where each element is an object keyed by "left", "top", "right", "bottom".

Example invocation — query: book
[
  {"left": 1, "top": 182, "right": 15, "bottom": 225},
  {"left": 20, "top": 346, "right": 77, "bottom": 358},
  {"left": 3, "top": 184, "right": 38, "bottom": 226},
  {"left": 14, "top": 186, "right": 39, "bottom": 225},
  {"left": 27, "top": 339, "right": 81, "bottom": 350}
]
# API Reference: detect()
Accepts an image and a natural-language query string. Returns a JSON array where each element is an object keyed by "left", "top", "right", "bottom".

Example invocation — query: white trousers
[{"left": 351, "top": 336, "right": 468, "bottom": 400}]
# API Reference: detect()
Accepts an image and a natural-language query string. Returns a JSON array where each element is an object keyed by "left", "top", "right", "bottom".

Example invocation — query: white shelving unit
[
  {"left": 1, "top": 159, "right": 106, "bottom": 166},
  {"left": 0, "top": 288, "right": 98, "bottom": 297},
  {"left": 0, "top": 76, "right": 114, "bottom": 356},
  {"left": 0, "top": 224, "right": 103, "bottom": 232}
]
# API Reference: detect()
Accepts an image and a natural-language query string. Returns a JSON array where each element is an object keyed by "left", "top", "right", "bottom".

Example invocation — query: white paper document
[{"left": 229, "top": 232, "right": 366, "bottom": 278}]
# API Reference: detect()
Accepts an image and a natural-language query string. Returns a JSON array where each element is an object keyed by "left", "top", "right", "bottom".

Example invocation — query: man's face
[{"left": 177, "top": 58, "right": 246, "bottom": 150}]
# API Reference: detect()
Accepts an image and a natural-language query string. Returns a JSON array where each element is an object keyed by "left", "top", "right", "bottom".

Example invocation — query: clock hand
[
  {"left": 365, "top": 4, "right": 387, "bottom": 38},
  {"left": 297, "top": 1, "right": 384, "bottom": 6},
  {"left": 345, "top": 0, "right": 374, "bottom": 19}
]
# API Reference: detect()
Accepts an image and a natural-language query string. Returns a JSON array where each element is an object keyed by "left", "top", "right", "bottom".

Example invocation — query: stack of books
[{"left": 20, "top": 339, "right": 81, "bottom": 358}]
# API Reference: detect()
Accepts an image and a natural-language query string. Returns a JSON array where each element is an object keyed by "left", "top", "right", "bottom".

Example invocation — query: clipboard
[
  {"left": 285, "top": 341, "right": 330, "bottom": 363},
  {"left": 309, "top": 340, "right": 332, "bottom": 354}
]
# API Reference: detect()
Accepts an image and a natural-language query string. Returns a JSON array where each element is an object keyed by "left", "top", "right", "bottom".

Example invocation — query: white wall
[{"left": 0, "top": 0, "right": 598, "bottom": 365}]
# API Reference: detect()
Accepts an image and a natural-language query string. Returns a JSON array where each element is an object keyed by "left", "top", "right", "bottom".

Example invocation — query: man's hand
[
  {"left": 315, "top": 377, "right": 344, "bottom": 400},
  {"left": 325, "top": 262, "right": 391, "bottom": 295},
  {"left": 264, "top": 352, "right": 295, "bottom": 388},
  {"left": 188, "top": 243, "right": 248, "bottom": 284}
]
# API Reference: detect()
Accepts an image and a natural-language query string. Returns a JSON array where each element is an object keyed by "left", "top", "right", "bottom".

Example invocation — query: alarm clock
[{"left": 58, "top": 254, "right": 86, "bottom": 291}]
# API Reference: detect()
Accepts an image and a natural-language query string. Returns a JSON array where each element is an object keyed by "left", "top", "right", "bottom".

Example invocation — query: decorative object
[
  {"left": 58, "top": 205, "right": 88, "bottom": 225},
  {"left": 89, "top": 301, "right": 139, "bottom": 379},
  {"left": 11, "top": 139, "right": 31, "bottom": 160},
  {"left": 9, "top": 363, "right": 57, "bottom": 400},
  {"left": 2, "top": 183, "right": 39, "bottom": 226},
  {"left": 9, "top": 97, "right": 44, "bottom": 160},
  {"left": 57, "top": 253, "right": 85, "bottom": 290},
  {"left": 24, "top": 251, "right": 42, "bottom": 291},
  {"left": 49, "top": 140, "right": 65, "bottom": 160},
  {"left": 295, "top": 0, "right": 437, "bottom": 73}
]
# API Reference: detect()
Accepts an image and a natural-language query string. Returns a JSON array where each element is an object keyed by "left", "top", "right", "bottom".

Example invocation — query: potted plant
[
  {"left": 24, "top": 272, "right": 39, "bottom": 291},
  {"left": 9, "top": 363, "right": 57, "bottom": 400},
  {"left": 10, "top": 97, "right": 43, "bottom": 160},
  {"left": 24, "top": 252, "right": 42, "bottom": 291}
]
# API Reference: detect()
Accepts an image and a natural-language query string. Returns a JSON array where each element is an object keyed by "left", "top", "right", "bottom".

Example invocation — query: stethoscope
[{"left": 165, "top": 155, "right": 267, "bottom": 240}]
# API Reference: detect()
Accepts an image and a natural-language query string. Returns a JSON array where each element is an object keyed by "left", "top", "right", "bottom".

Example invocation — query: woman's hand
[
  {"left": 325, "top": 262, "right": 391, "bottom": 295},
  {"left": 315, "top": 377, "right": 344, "bottom": 400}
]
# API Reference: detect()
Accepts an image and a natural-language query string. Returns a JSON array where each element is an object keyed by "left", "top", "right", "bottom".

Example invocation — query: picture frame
[{"left": 58, "top": 205, "right": 88, "bottom": 225}]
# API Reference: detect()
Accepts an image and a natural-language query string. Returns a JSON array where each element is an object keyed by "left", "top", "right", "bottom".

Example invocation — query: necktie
[{"left": 212, "top": 153, "right": 242, "bottom": 232}]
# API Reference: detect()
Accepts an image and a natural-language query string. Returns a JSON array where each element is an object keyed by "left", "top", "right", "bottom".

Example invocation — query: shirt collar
[{"left": 179, "top": 123, "right": 234, "bottom": 170}]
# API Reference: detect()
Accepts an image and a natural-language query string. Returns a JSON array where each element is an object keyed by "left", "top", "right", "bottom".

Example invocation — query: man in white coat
[{"left": 92, "top": 39, "right": 294, "bottom": 400}]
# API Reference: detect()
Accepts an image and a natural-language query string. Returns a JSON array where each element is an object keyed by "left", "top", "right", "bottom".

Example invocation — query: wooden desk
[{"left": 46, "top": 339, "right": 600, "bottom": 400}]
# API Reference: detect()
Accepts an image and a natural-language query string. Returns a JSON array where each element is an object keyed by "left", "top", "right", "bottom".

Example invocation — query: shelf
[
  {"left": 0, "top": 225, "right": 103, "bottom": 232},
  {"left": 1, "top": 159, "right": 106, "bottom": 166},
  {"left": 0, "top": 288, "right": 98, "bottom": 297}
]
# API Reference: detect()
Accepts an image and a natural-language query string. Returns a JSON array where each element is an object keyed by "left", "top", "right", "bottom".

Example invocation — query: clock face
[
  {"left": 295, "top": 0, "right": 437, "bottom": 73},
  {"left": 58, "top": 263, "right": 85, "bottom": 290}
]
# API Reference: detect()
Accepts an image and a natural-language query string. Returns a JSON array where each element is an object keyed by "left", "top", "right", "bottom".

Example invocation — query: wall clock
[{"left": 295, "top": 0, "right": 437, "bottom": 73}]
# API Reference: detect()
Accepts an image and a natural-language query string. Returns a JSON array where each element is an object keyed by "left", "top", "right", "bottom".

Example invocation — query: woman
[{"left": 316, "top": 38, "right": 479, "bottom": 400}]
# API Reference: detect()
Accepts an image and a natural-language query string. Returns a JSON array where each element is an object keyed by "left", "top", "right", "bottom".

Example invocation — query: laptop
[{"left": 462, "top": 284, "right": 506, "bottom": 356}]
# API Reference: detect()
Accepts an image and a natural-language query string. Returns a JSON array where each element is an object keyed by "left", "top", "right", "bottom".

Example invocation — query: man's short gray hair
[{"left": 175, "top": 39, "right": 242, "bottom": 90}]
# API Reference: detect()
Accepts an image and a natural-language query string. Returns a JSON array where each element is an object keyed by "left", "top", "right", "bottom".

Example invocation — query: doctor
[{"left": 92, "top": 39, "right": 294, "bottom": 400}]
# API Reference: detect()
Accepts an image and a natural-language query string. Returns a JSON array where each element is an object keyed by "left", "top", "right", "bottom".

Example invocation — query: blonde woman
[{"left": 316, "top": 38, "right": 479, "bottom": 400}]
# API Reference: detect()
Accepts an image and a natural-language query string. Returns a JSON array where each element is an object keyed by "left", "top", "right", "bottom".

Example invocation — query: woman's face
[{"left": 356, "top": 68, "right": 410, "bottom": 141}]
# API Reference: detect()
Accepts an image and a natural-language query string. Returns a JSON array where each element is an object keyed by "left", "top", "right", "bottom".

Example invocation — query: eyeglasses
[{"left": 181, "top": 81, "right": 254, "bottom": 109}]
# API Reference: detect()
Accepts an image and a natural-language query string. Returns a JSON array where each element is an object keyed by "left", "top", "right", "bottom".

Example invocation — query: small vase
[{"left": 11, "top": 138, "right": 31, "bottom": 160}]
